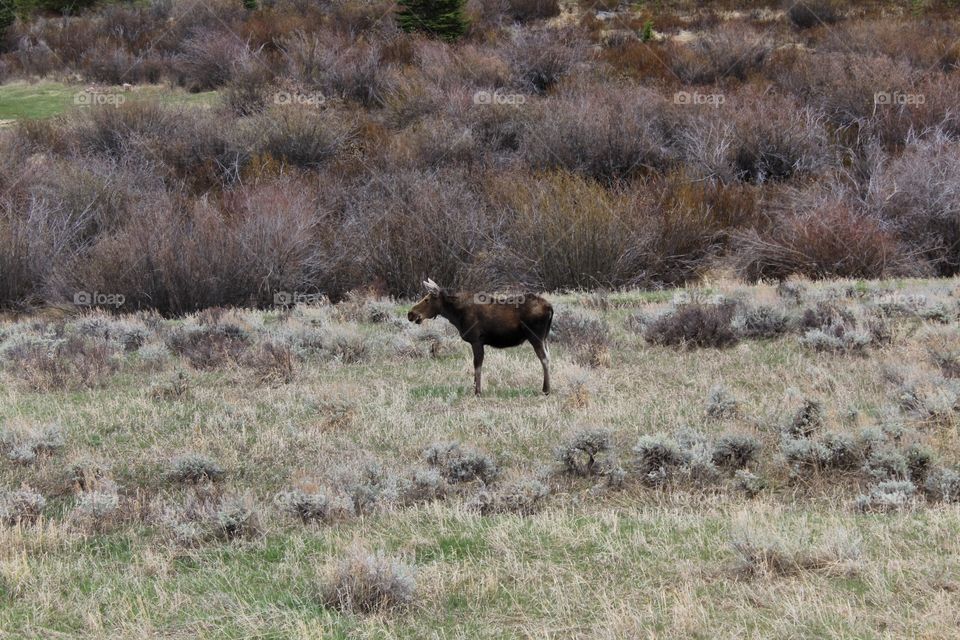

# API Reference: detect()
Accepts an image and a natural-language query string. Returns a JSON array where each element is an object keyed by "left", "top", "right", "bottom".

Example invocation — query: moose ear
[{"left": 423, "top": 279, "right": 440, "bottom": 293}]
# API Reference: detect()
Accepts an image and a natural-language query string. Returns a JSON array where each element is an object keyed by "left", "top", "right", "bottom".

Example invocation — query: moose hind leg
[
  {"left": 532, "top": 340, "right": 550, "bottom": 395},
  {"left": 472, "top": 343, "right": 485, "bottom": 396}
]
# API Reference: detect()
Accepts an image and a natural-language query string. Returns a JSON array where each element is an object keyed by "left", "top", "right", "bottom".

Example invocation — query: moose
[{"left": 407, "top": 279, "right": 554, "bottom": 396}]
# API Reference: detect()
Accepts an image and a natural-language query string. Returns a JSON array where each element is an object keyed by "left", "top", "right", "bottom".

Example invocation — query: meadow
[
  {"left": 3, "top": 0, "right": 960, "bottom": 636},
  {"left": 1, "top": 277, "right": 960, "bottom": 638}
]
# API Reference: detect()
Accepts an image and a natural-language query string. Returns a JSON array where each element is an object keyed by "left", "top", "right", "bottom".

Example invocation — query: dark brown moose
[{"left": 407, "top": 279, "right": 554, "bottom": 396}]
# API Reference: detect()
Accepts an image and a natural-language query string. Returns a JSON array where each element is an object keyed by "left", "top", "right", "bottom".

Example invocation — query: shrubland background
[{"left": 1, "top": 0, "right": 959, "bottom": 313}]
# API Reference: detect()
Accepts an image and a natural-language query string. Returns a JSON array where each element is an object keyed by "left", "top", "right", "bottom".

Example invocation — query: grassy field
[
  {"left": 0, "top": 81, "right": 219, "bottom": 123},
  {"left": 1, "top": 277, "right": 960, "bottom": 638}
]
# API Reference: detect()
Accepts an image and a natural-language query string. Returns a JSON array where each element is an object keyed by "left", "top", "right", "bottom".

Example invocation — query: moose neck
[{"left": 438, "top": 294, "right": 469, "bottom": 334}]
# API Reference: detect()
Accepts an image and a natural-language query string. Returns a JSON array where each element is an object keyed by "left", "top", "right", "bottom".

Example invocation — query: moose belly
[{"left": 483, "top": 333, "right": 528, "bottom": 349}]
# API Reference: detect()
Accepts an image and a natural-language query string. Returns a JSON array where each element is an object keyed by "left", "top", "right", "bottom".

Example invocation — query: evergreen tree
[
  {"left": 396, "top": 0, "right": 468, "bottom": 42},
  {"left": 0, "top": 0, "right": 15, "bottom": 35}
]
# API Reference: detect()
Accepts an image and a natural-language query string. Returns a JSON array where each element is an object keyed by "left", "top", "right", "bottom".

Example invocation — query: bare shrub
[
  {"left": 770, "top": 51, "right": 924, "bottom": 145},
  {"left": 854, "top": 480, "right": 916, "bottom": 513},
  {"left": 521, "top": 86, "right": 677, "bottom": 182},
  {"left": 424, "top": 442, "right": 499, "bottom": 484},
  {"left": 177, "top": 29, "right": 248, "bottom": 90},
  {"left": 787, "top": 0, "right": 842, "bottom": 29},
  {"left": 643, "top": 302, "right": 739, "bottom": 349},
  {"left": 551, "top": 308, "right": 611, "bottom": 367},
  {"left": 506, "top": 0, "right": 559, "bottom": 22},
  {"left": 0, "top": 486, "right": 46, "bottom": 526},
  {"left": 506, "top": 26, "right": 585, "bottom": 93},
  {"left": 468, "top": 478, "right": 550, "bottom": 515},
  {"left": 555, "top": 428, "right": 613, "bottom": 476},
  {"left": 165, "top": 323, "right": 250, "bottom": 370},
  {"left": 319, "top": 550, "right": 416, "bottom": 614},
  {"left": 12, "top": 34, "right": 57, "bottom": 76},
  {"left": 668, "top": 24, "right": 772, "bottom": 84},
  {"left": 818, "top": 18, "right": 960, "bottom": 71},
  {"left": 712, "top": 434, "right": 759, "bottom": 470},
  {"left": 2, "top": 336, "right": 120, "bottom": 391},
  {"left": 783, "top": 399, "right": 824, "bottom": 439},
  {"left": 346, "top": 168, "right": 490, "bottom": 298},
  {"left": 633, "top": 435, "right": 687, "bottom": 485},
  {"left": 243, "top": 340, "right": 299, "bottom": 384},
  {"left": 223, "top": 53, "right": 276, "bottom": 116},
  {"left": 252, "top": 107, "right": 355, "bottom": 169},
  {"left": 868, "top": 137, "right": 960, "bottom": 276},
  {"left": 485, "top": 172, "right": 644, "bottom": 290},
  {"left": 683, "top": 94, "right": 831, "bottom": 185},
  {"left": 733, "top": 305, "right": 790, "bottom": 339},
  {"left": 735, "top": 201, "right": 901, "bottom": 281},
  {"left": 168, "top": 453, "right": 226, "bottom": 485},
  {"left": 705, "top": 386, "right": 738, "bottom": 420},
  {"left": 281, "top": 32, "right": 393, "bottom": 107},
  {"left": 276, "top": 488, "right": 354, "bottom": 524}
]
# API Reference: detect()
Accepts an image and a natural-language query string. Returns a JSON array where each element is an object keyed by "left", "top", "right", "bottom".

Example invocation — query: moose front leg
[{"left": 471, "top": 343, "right": 485, "bottom": 396}]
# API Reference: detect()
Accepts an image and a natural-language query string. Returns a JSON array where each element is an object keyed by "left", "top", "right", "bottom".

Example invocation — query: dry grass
[{"left": 0, "top": 276, "right": 958, "bottom": 636}]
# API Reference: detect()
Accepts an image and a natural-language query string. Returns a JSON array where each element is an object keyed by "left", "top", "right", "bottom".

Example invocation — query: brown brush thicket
[{"left": 2, "top": 0, "right": 960, "bottom": 311}]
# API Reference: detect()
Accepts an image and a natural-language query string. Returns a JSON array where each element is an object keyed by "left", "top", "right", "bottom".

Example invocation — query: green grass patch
[{"left": 0, "top": 81, "right": 219, "bottom": 122}]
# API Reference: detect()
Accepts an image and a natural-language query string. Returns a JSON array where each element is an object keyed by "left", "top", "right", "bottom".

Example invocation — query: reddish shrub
[
  {"left": 735, "top": 201, "right": 902, "bottom": 280},
  {"left": 601, "top": 40, "right": 678, "bottom": 84}
]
